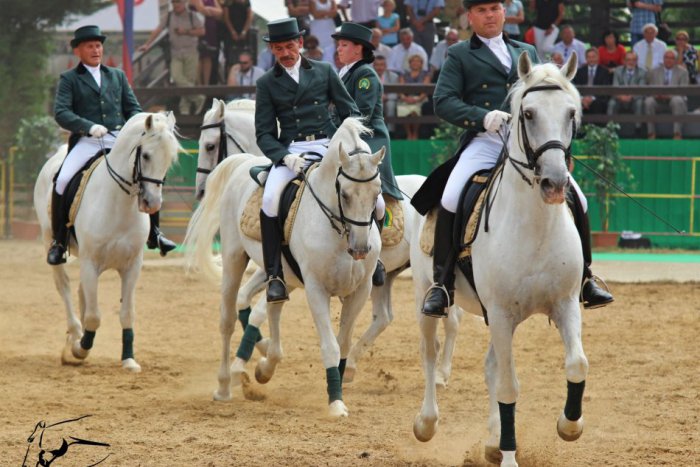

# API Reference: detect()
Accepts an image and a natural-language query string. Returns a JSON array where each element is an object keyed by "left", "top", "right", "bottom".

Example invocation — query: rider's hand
[
  {"left": 283, "top": 154, "right": 306, "bottom": 174},
  {"left": 89, "top": 124, "right": 108, "bottom": 138},
  {"left": 483, "top": 110, "right": 511, "bottom": 133}
]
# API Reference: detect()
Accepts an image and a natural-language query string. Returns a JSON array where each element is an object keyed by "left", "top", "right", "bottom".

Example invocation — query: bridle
[
  {"left": 301, "top": 149, "right": 380, "bottom": 238},
  {"left": 102, "top": 134, "right": 166, "bottom": 196},
  {"left": 197, "top": 119, "right": 246, "bottom": 175}
]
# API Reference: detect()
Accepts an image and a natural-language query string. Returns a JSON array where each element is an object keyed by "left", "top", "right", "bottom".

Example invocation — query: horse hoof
[
  {"left": 61, "top": 342, "right": 84, "bottom": 366},
  {"left": 343, "top": 366, "right": 356, "bottom": 384},
  {"left": 255, "top": 338, "right": 270, "bottom": 357},
  {"left": 71, "top": 341, "right": 89, "bottom": 360},
  {"left": 121, "top": 358, "right": 142, "bottom": 373},
  {"left": 412, "top": 413, "right": 438, "bottom": 442},
  {"left": 255, "top": 359, "right": 272, "bottom": 384},
  {"left": 213, "top": 389, "right": 232, "bottom": 401},
  {"left": 435, "top": 374, "right": 448, "bottom": 389},
  {"left": 557, "top": 412, "right": 584, "bottom": 441},
  {"left": 328, "top": 400, "right": 349, "bottom": 418},
  {"left": 484, "top": 445, "right": 502, "bottom": 464}
]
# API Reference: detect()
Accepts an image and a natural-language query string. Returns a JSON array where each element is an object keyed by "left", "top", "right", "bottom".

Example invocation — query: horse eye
[
  {"left": 341, "top": 191, "right": 349, "bottom": 202},
  {"left": 569, "top": 109, "right": 576, "bottom": 119},
  {"left": 206, "top": 143, "right": 216, "bottom": 152},
  {"left": 524, "top": 110, "right": 533, "bottom": 120},
  {"left": 142, "top": 153, "right": 150, "bottom": 161}
]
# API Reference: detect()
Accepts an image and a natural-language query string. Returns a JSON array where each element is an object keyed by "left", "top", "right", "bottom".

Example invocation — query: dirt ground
[{"left": 1, "top": 239, "right": 698, "bottom": 466}]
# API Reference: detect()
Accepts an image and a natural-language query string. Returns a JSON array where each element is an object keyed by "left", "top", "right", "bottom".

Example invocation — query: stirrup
[
  {"left": 581, "top": 275, "right": 614, "bottom": 309},
  {"left": 421, "top": 283, "right": 452, "bottom": 318},
  {"left": 266, "top": 276, "right": 289, "bottom": 303}
]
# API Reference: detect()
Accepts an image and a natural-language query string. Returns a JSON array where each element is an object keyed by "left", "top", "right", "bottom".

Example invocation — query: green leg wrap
[
  {"left": 121, "top": 328, "right": 134, "bottom": 360},
  {"left": 80, "top": 330, "right": 96, "bottom": 350},
  {"left": 237, "top": 307, "right": 262, "bottom": 342},
  {"left": 235, "top": 325, "right": 261, "bottom": 361},
  {"left": 326, "top": 367, "right": 342, "bottom": 403},
  {"left": 338, "top": 358, "right": 347, "bottom": 383}
]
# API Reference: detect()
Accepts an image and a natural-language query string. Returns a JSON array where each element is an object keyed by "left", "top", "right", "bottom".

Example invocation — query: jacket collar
[{"left": 273, "top": 55, "right": 312, "bottom": 77}]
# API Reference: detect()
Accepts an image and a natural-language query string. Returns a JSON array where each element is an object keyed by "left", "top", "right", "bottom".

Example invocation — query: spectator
[
  {"left": 552, "top": 25, "right": 586, "bottom": 67},
  {"left": 633, "top": 23, "right": 666, "bottom": 72},
  {"left": 644, "top": 50, "right": 689, "bottom": 139},
  {"left": 572, "top": 48, "right": 612, "bottom": 115},
  {"left": 503, "top": 0, "right": 524, "bottom": 41},
  {"left": 373, "top": 54, "right": 400, "bottom": 130},
  {"left": 258, "top": 43, "right": 275, "bottom": 71},
  {"left": 405, "top": 0, "right": 444, "bottom": 58},
  {"left": 388, "top": 28, "right": 428, "bottom": 74},
  {"left": 309, "top": 0, "right": 338, "bottom": 51},
  {"left": 226, "top": 50, "right": 265, "bottom": 100},
  {"left": 673, "top": 30, "right": 698, "bottom": 84},
  {"left": 607, "top": 51, "right": 647, "bottom": 137},
  {"left": 338, "top": 0, "right": 381, "bottom": 28},
  {"left": 371, "top": 27, "right": 393, "bottom": 58},
  {"left": 302, "top": 34, "right": 325, "bottom": 60},
  {"left": 528, "top": 0, "right": 564, "bottom": 60},
  {"left": 190, "top": 0, "right": 223, "bottom": 85},
  {"left": 396, "top": 53, "right": 431, "bottom": 139},
  {"left": 598, "top": 29, "right": 626, "bottom": 70},
  {"left": 550, "top": 51, "right": 564, "bottom": 67},
  {"left": 138, "top": 0, "right": 205, "bottom": 115},
  {"left": 429, "top": 28, "right": 459, "bottom": 80},
  {"left": 376, "top": 0, "right": 401, "bottom": 46},
  {"left": 439, "top": 0, "right": 470, "bottom": 40},
  {"left": 222, "top": 0, "right": 253, "bottom": 75},
  {"left": 286, "top": 0, "right": 312, "bottom": 37},
  {"left": 323, "top": 39, "right": 339, "bottom": 69},
  {"left": 628, "top": 0, "right": 662, "bottom": 46}
]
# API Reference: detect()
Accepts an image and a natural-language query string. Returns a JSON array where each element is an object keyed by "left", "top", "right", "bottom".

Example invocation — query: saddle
[{"left": 381, "top": 194, "right": 404, "bottom": 248}]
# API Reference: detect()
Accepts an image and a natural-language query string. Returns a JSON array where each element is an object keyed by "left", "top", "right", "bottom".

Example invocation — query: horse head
[
  {"left": 510, "top": 51, "right": 581, "bottom": 205},
  {"left": 196, "top": 98, "right": 227, "bottom": 200}
]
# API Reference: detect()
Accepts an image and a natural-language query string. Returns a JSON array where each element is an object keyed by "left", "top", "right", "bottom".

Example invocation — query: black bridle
[
  {"left": 301, "top": 149, "right": 380, "bottom": 237},
  {"left": 102, "top": 134, "right": 166, "bottom": 196},
  {"left": 197, "top": 119, "right": 246, "bottom": 175}
]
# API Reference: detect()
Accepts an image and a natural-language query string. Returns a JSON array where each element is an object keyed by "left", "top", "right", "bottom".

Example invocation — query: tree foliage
[{"left": 13, "top": 116, "right": 62, "bottom": 185}]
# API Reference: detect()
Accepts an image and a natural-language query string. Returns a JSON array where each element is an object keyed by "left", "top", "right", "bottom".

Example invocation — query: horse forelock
[
  {"left": 118, "top": 113, "right": 180, "bottom": 169},
  {"left": 225, "top": 99, "right": 256, "bottom": 113}
]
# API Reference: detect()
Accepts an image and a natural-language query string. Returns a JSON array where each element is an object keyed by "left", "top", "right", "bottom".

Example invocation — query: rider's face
[
  {"left": 336, "top": 39, "right": 363, "bottom": 65},
  {"left": 74, "top": 40, "right": 103, "bottom": 67},
  {"left": 270, "top": 38, "right": 303, "bottom": 68},
  {"left": 467, "top": 3, "right": 506, "bottom": 39}
]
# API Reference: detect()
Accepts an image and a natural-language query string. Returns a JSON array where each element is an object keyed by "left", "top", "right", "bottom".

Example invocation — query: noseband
[
  {"left": 197, "top": 119, "right": 246, "bottom": 175},
  {"left": 104, "top": 134, "right": 166, "bottom": 196}
]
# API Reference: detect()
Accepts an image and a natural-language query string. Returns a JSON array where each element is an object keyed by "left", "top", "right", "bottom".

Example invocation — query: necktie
[
  {"left": 627, "top": 70, "right": 633, "bottom": 85},
  {"left": 564, "top": 47, "right": 569, "bottom": 59},
  {"left": 664, "top": 69, "right": 671, "bottom": 85},
  {"left": 646, "top": 44, "right": 653, "bottom": 70},
  {"left": 588, "top": 67, "right": 595, "bottom": 85}
]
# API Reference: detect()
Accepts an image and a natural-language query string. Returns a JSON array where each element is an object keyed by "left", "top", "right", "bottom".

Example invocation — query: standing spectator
[
  {"left": 429, "top": 28, "right": 459, "bottom": 80},
  {"left": 503, "top": 0, "right": 524, "bottom": 41},
  {"left": 673, "top": 30, "right": 698, "bottom": 84},
  {"left": 645, "top": 50, "right": 689, "bottom": 139},
  {"left": 572, "top": 48, "right": 612, "bottom": 115},
  {"left": 373, "top": 54, "right": 400, "bottom": 130},
  {"left": 528, "top": 0, "right": 564, "bottom": 60},
  {"left": 598, "top": 30, "right": 626, "bottom": 70},
  {"left": 405, "top": 0, "right": 444, "bottom": 58},
  {"left": 139, "top": 0, "right": 205, "bottom": 115},
  {"left": 388, "top": 28, "right": 428, "bottom": 74},
  {"left": 371, "top": 27, "right": 393, "bottom": 58},
  {"left": 226, "top": 50, "right": 265, "bottom": 100},
  {"left": 632, "top": 23, "right": 666, "bottom": 72},
  {"left": 258, "top": 43, "right": 275, "bottom": 71},
  {"left": 286, "top": 0, "right": 312, "bottom": 37},
  {"left": 377, "top": 0, "right": 401, "bottom": 46},
  {"left": 607, "top": 51, "right": 647, "bottom": 137},
  {"left": 223, "top": 0, "right": 253, "bottom": 76},
  {"left": 628, "top": 0, "right": 662, "bottom": 46},
  {"left": 552, "top": 25, "right": 586, "bottom": 67},
  {"left": 396, "top": 54, "right": 431, "bottom": 139},
  {"left": 190, "top": 0, "right": 223, "bottom": 85},
  {"left": 309, "top": 0, "right": 338, "bottom": 51},
  {"left": 338, "top": 0, "right": 381, "bottom": 28}
]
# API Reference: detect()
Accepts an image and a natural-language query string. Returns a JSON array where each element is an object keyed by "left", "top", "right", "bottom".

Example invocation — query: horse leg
[
  {"left": 117, "top": 263, "right": 143, "bottom": 373},
  {"left": 236, "top": 268, "right": 269, "bottom": 357},
  {"left": 552, "top": 301, "right": 588, "bottom": 442},
  {"left": 71, "top": 263, "right": 101, "bottom": 361},
  {"left": 255, "top": 300, "right": 284, "bottom": 384},
  {"left": 229, "top": 294, "right": 269, "bottom": 393},
  {"left": 55, "top": 264, "right": 82, "bottom": 366},
  {"left": 436, "top": 304, "right": 463, "bottom": 388},
  {"left": 337, "top": 278, "right": 373, "bottom": 384},
  {"left": 484, "top": 342, "right": 502, "bottom": 464}
]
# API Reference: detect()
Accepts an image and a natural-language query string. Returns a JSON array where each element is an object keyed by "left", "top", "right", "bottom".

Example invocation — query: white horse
[
  {"left": 185, "top": 117, "right": 385, "bottom": 417},
  {"left": 33, "top": 112, "right": 180, "bottom": 372},
  {"left": 411, "top": 53, "right": 588, "bottom": 467}
]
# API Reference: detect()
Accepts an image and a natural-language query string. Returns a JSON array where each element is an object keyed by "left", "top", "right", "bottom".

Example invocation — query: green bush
[
  {"left": 430, "top": 120, "right": 462, "bottom": 166},
  {"left": 13, "top": 116, "right": 61, "bottom": 184}
]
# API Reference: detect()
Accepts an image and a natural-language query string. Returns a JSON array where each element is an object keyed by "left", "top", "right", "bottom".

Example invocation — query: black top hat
[
  {"left": 463, "top": 0, "right": 503, "bottom": 7},
  {"left": 331, "top": 22, "right": 375, "bottom": 50},
  {"left": 263, "top": 18, "right": 305, "bottom": 43},
  {"left": 70, "top": 25, "right": 107, "bottom": 48}
]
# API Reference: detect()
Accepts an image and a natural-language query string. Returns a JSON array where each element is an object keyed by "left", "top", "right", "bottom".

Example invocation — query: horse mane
[
  {"left": 225, "top": 99, "right": 256, "bottom": 113},
  {"left": 328, "top": 117, "right": 373, "bottom": 157}
]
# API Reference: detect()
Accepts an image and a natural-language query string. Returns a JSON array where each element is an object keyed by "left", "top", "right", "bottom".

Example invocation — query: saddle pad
[
  {"left": 63, "top": 156, "right": 104, "bottom": 228},
  {"left": 381, "top": 195, "right": 404, "bottom": 248},
  {"left": 240, "top": 179, "right": 306, "bottom": 242}
]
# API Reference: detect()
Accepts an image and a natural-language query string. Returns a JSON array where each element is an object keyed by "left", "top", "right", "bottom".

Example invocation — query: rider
[
  {"left": 49, "top": 25, "right": 176, "bottom": 265},
  {"left": 411, "top": 0, "right": 614, "bottom": 317},
  {"left": 255, "top": 18, "right": 360, "bottom": 303},
  {"left": 332, "top": 22, "right": 404, "bottom": 287}
]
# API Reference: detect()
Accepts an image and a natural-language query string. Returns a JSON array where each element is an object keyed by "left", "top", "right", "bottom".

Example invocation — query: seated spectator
[
  {"left": 396, "top": 53, "right": 431, "bottom": 139},
  {"left": 388, "top": 28, "right": 428, "bottom": 74},
  {"left": 598, "top": 29, "right": 626, "bottom": 70},
  {"left": 529, "top": 0, "right": 564, "bottom": 60},
  {"left": 257, "top": 43, "right": 275, "bottom": 71},
  {"left": 572, "top": 48, "right": 612, "bottom": 115},
  {"left": 377, "top": 0, "right": 401, "bottom": 46},
  {"left": 309, "top": 0, "right": 337, "bottom": 51},
  {"left": 644, "top": 50, "right": 689, "bottom": 140},
  {"left": 405, "top": 0, "right": 444, "bottom": 58},
  {"left": 632, "top": 23, "right": 666, "bottom": 72},
  {"left": 628, "top": 0, "right": 662, "bottom": 45},
  {"left": 552, "top": 25, "right": 586, "bottom": 67},
  {"left": 303, "top": 34, "right": 325, "bottom": 60},
  {"left": 226, "top": 50, "right": 265, "bottom": 100},
  {"left": 504, "top": 0, "right": 525, "bottom": 41},
  {"left": 550, "top": 51, "right": 564, "bottom": 67},
  {"left": 429, "top": 28, "right": 459, "bottom": 80},
  {"left": 371, "top": 27, "right": 393, "bottom": 58},
  {"left": 608, "top": 51, "right": 647, "bottom": 136},
  {"left": 673, "top": 30, "right": 698, "bottom": 84},
  {"left": 373, "top": 54, "right": 400, "bottom": 130}
]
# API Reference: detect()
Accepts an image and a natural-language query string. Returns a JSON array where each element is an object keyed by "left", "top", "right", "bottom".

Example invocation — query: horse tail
[{"left": 184, "top": 154, "right": 248, "bottom": 281}]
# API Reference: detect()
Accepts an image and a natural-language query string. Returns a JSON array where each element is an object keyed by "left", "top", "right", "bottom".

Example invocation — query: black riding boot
[
  {"left": 147, "top": 212, "right": 177, "bottom": 256},
  {"left": 568, "top": 190, "right": 614, "bottom": 309},
  {"left": 47, "top": 190, "right": 68, "bottom": 265},
  {"left": 422, "top": 208, "right": 457, "bottom": 318},
  {"left": 372, "top": 216, "right": 386, "bottom": 286},
  {"left": 260, "top": 211, "right": 289, "bottom": 303}
]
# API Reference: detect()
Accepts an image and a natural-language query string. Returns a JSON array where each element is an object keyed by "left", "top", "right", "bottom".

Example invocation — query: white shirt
[
  {"left": 338, "top": 60, "right": 359, "bottom": 78},
  {"left": 477, "top": 33, "right": 511, "bottom": 72},
  {"left": 632, "top": 38, "right": 667, "bottom": 71},
  {"left": 283, "top": 56, "right": 302, "bottom": 83},
  {"left": 552, "top": 38, "right": 587, "bottom": 67},
  {"left": 84, "top": 63, "right": 101, "bottom": 87},
  {"left": 387, "top": 41, "right": 429, "bottom": 74}
]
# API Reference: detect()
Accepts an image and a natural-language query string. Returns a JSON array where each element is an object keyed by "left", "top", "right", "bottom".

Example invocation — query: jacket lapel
[
  {"left": 272, "top": 61, "right": 299, "bottom": 94},
  {"left": 77, "top": 64, "right": 100, "bottom": 95},
  {"left": 470, "top": 35, "right": 509, "bottom": 77},
  {"left": 99, "top": 65, "right": 108, "bottom": 96},
  {"left": 295, "top": 57, "right": 314, "bottom": 103},
  {"left": 506, "top": 40, "right": 523, "bottom": 80}
]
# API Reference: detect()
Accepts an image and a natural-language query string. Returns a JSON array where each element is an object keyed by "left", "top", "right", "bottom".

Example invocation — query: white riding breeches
[
  {"left": 440, "top": 132, "right": 587, "bottom": 213},
  {"left": 55, "top": 132, "right": 119, "bottom": 195}
]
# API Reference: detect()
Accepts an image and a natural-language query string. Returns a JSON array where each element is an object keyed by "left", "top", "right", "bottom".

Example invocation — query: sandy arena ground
[{"left": 1, "top": 239, "right": 698, "bottom": 466}]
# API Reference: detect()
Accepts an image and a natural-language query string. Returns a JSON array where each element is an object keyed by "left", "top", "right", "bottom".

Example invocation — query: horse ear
[
  {"left": 338, "top": 142, "right": 349, "bottom": 166},
  {"left": 145, "top": 114, "right": 153, "bottom": 131},
  {"left": 215, "top": 98, "right": 225, "bottom": 120},
  {"left": 518, "top": 51, "right": 533, "bottom": 79},
  {"left": 166, "top": 110, "right": 176, "bottom": 129},
  {"left": 371, "top": 146, "right": 386, "bottom": 166},
  {"left": 562, "top": 52, "right": 578, "bottom": 81}
]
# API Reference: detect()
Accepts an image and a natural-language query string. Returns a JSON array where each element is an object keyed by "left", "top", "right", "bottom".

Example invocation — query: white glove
[
  {"left": 283, "top": 154, "right": 306, "bottom": 174},
  {"left": 89, "top": 124, "right": 108, "bottom": 138},
  {"left": 483, "top": 110, "right": 511, "bottom": 133}
]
